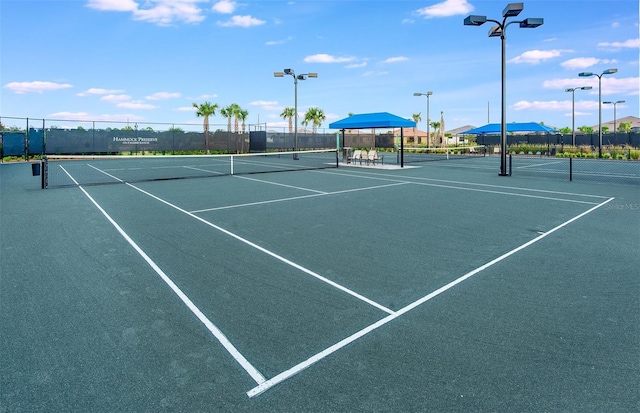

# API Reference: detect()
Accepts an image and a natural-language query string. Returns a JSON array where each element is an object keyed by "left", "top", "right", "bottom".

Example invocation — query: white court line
[
  {"left": 234, "top": 175, "right": 328, "bottom": 194},
  {"left": 319, "top": 170, "right": 602, "bottom": 205},
  {"left": 516, "top": 160, "right": 564, "bottom": 169},
  {"left": 247, "top": 196, "right": 616, "bottom": 397},
  {"left": 322, "top": 169, "right": 611, "bottom": 200},
  {"left": 59, "top": 166, "right": 267, "bottom": 386},
  {"left": 123, "top": 182, "right": 394, "bottom": 315},
  {"left": 189, "top": 181, "right": 409, "bottom": 213}
]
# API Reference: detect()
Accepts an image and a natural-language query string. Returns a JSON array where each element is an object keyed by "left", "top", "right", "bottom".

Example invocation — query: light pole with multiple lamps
[
  {"left": 565, "top": 86, "right": 592, "bottom": 146},
  {"left": 413, "top": 91, "right": 432, "bottom": 146},
  {"left": 578, "top": 68, "right": 617, "bottom": 157},
  {"left": 274, "top": 69, "right": 318, "bottom": 158},
  {"left": 603, "top": 100, "right": 625, "bottom": 139},
  {"left": 464, "top": 2, "right": 543, "bottom": 176}
]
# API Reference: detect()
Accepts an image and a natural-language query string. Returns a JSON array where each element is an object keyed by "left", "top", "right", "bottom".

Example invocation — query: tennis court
[{"left": 1, "top": 153, "right": 638, "bottom": 412}]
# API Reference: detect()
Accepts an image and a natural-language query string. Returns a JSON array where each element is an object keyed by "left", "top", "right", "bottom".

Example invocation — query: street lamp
[
  {"left": 464, "top": 3, "right": 543, "bottom": 176},
  {"left": 413, "top": 91, "right": 433, "bottom": 146},
  {"left": 274, "top": 68, "right": 318, "bottom": 158},
  {"left": 565, "top": 86, "right": 592, "bottom": 146},
  {"left": 603, "top": 100, "right": 625, "bottom": 139},
  {"left": 578, "top": 68, "right": 617, "bottom": 157}
]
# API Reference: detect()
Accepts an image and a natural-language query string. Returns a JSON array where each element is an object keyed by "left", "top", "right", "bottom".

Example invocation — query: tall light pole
[
  {"left": 274, "top": 68, "right": 318, "bottom": 158},
  {"left": 413, "top": 91, "right": 433, "bottom": 146},
  {"left": 578, "top": 68, "right": 617, "bottom": 157},
  {"left": 464, "top": 3, "right": 543, "bottom": 176},
  {"left": 603, "top": 100, "right": 625, "bottom": 139},
  {"left": 565, "top": 86, "right": 592, "bottom": 146}
]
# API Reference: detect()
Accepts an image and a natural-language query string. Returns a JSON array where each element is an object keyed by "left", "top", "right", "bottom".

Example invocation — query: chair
[
  {"left": 349, "top": 150, "right": 361, "bottom": 164},
  {"left": 367, "top": 150, "right": 384, "bottom": 165}
]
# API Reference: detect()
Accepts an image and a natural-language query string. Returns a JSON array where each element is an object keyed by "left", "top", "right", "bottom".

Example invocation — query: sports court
[{"left": 1, "top": 152, "right": 638, "bottom": 412}]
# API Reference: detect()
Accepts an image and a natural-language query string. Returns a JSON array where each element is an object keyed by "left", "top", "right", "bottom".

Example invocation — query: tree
[
  {"left": 412, "top": 113, "right": 422, "bottom": 144},
  {"left": 238, "top": 109, "right": 249, "bottom": 134},
  {"left": 619, "top": 122, "right": 632, "bottom": 133},
  {"left": 280, "top": 107, "right": 296, "bottom": 133},
  {"left": 229, "top": 103, "right": 242, "bottom": 133},
  {"left": 220, "top": 106, "right": 232, "bottom": 133},
  {"left": 302, "top": 107, "right": 326, "bottom": 133},
  {"left": 192, "top": 101, "right": 219, "bottom": 154},
  {"left": 430, "top": 121, "right": 441, "bottom": 145},
  {"left": 559, "top": 126, "right": 571, "bottom": 134},
  {"left": 601, "top": 126, "right": 609, "bottom": 134},
  {"left": 578, "top": 125, "right": 594, "bottom": 134}
]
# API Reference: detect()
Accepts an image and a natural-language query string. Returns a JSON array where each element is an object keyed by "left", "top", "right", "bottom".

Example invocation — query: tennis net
[
  {"left": 398, "top": 146, "right": 486, "bottom": 164},
  {"left": 43, "top": 149, "right": 338, "bottom": 188}
]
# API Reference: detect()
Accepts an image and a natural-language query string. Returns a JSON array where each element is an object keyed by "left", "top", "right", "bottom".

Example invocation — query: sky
[{"left": 1, "top": 0, "right": 638, "bottom": 132}]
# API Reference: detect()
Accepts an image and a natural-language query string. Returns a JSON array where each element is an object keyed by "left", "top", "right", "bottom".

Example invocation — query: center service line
[{"left": 246, "top": 196, "right": 615, "bottom": 397}]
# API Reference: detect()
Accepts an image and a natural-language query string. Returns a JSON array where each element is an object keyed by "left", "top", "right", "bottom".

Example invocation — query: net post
[
  {"left": 230, "top": 155, "right": 234, "bottom": 175},
  {"left": 569, "top": 157, "right": 573, "bottom": 181},
  {"left": 41, "top": 157, "right": 48, "bottom": 189},
  {"left": 508, "top": 153, "right": 512, "bottom": 176}
]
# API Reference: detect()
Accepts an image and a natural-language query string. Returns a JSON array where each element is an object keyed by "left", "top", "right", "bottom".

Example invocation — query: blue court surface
[{"left": 1, "top": 155, "right": 638, "bottom": 412}]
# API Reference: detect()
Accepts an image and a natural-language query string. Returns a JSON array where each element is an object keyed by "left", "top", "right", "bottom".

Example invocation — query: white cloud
[
  {"left": 175, "top": 106, "right": 197, "bottom": 112},
  {"left": 47, "top": 111, "right": 145, "bottom": 122},
  {"left": 363, "top": 71, "right": 389, "bottom": 77},
  {"left": 218, "top": 15, "right": 265, "bottom": 27},
  {"left": 560, "top": 57, "right": 617, "bottom": 70},
  {"left": 117, "top": 101, "right": 158, "bottom": 109},
  {"left": 304, "top": 54, "right": 356, "bottom": 63},
  {"left": 86, "top": 0, "right": 137, "bottom": 12},
  {"left": 512, "top": 100, "right": 599, "bottom": 112},
  {"left": 191, "top": 93, "right": 218, "bottom": 100},
  {"left": 543, "top": 76, "right": 639, "bottom": 96},
  {"left": 250, "top": 100, "right": 280, "bottom": 110},
  {"left": 77, "top": 88, "right": 124, "bottom": 96},
  {"left": 100, "top": 94, "right": 131, "bottom": 102},
  {"left": 416, "top": 0, "right": 473, "bottom": 18},
  {"left": 212, "top": 0, "right": 235, "bottom": 14},
  {"left": 87, "top": 0, "right": 206, "bottom": 26},
  {"left": 146, "top": 91, "right": 181, "bottom": 100},
  {"left": 345, "top": 62, "right": 367, "bottom": 69},
  {"left": 266, "top": 36, "right": 293, "bottom": 46},
  {"left": 598, "top": 38, "right": 640, "bottom": 49},
  {"left": 509, "top": 49, "right": 571, "bottom": 64},
  {"left": 381, "top": 56, "right": 408, "bottom": 64},
  {"left": 4, "top": 81, "right": 73, "bottom": 94}
]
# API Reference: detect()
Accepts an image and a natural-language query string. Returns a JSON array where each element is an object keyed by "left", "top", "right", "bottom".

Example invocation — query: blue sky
[{"left": 1, "top": 0, "right": 638, "bottom": 132}]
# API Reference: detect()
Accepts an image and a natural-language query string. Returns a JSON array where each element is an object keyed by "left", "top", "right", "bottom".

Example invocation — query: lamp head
[
  {"left": 565, "top": 88, "right": 574, "bottom": 92},
  {"left": 488, "top": 26, "right": 502, "bottom": 37},
  {"left": 519, "top": 17, "right": 543, "bottom": 28},
  {"left": 307, "top": 73, "right": 318, "bottom": 78},
  {"left": 413, "top": 92, "right": 422, "bottom": 96},
  {"left": 603, "top": 68, "right": 618, "bottom": 75},
  {"left": 502, "top": 2, "right": 524, "bottom": 17},
  {"left": 274, "top": 72, "right": 284, "bottom": 77},
  {"left": 427, "top": 91, "right": 433, "bottom": 96},
  {"left": 284, "top": 68, "right": 293, "bottom": 75},
  {"left": 580, "top": 86, "right": 593, "bottom": 91},
  {"left": 578, "top": 72, "right": 594, "bottom": 77},
  {"left": 464, "top": 15, "right": 487, "bottom": 26}
]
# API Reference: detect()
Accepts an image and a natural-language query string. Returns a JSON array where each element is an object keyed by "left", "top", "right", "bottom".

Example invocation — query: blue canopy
[
  {"left": 462, "top": 122, "right": 558, "bottom": 134},
  {"left": 329, "top": 112, "right": 416, "bottom": 129}
]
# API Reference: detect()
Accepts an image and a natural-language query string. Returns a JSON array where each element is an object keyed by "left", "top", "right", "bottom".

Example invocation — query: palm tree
[
  {"left": 280, "top": 107, "right": 296, "bottom": 133},
  {"left": 220, "top": 106, "right": 232, "bottom": 133},
  {"left": 238, "top": 109, "right": 249, "bottom": 134},
  {"left": 302, "top": 107, "right": 326, "bottom": 133},
  {"left": 193, "top": 101, "right": 219, "bottom": 154},
  {"left": 228, "top": 103, "right": 242, "bottom": 133},
  {"left": 430, "top": 121, "right": 441, "bottom": 145},
  {"left": 412, "top": 113, "right": 422, "bottom": 144}
]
